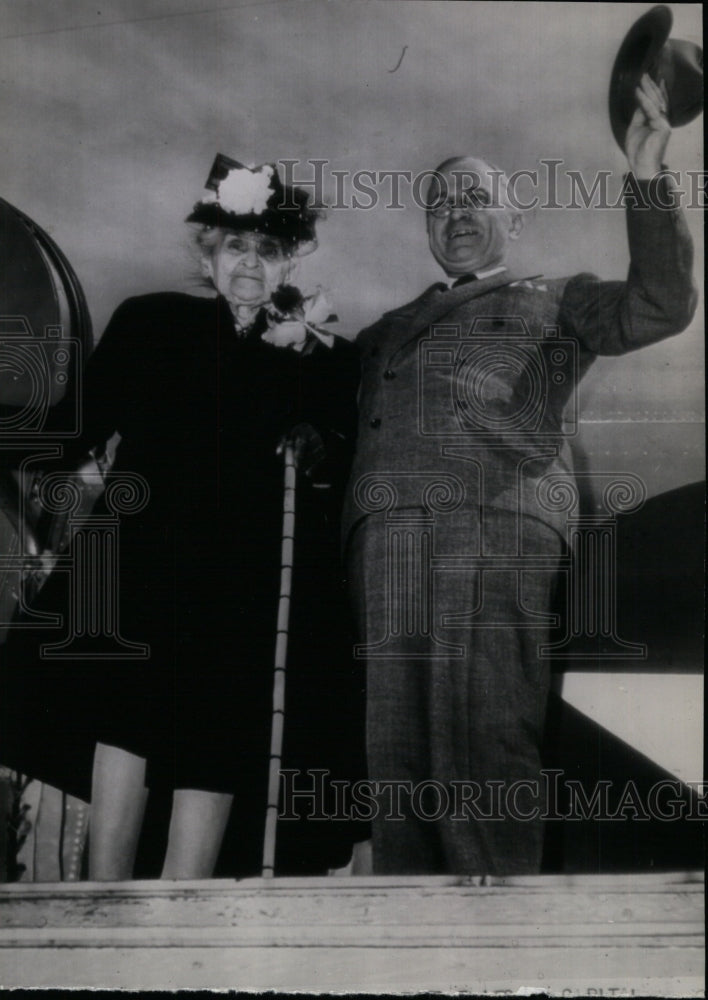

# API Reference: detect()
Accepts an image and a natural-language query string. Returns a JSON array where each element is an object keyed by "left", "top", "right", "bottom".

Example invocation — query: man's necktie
[
  {"left": 452, "top": 273, "right": 478, "bottom": 288},
  {"left": 433, "top": 274, "right": 478, "bottom": 293}
]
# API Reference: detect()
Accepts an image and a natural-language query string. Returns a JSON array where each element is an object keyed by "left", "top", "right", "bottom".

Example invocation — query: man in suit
[{"left": 343, "top": 74, "right": 697, "bottom": 874}]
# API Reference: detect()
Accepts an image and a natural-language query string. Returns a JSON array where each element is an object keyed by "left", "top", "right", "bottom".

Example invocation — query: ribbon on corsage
[{"left": 262, "top": 285, "right": 339, "bottom": 351}]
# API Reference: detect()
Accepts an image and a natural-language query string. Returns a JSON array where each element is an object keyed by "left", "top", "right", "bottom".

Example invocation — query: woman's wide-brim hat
[
  {"left": 609, "top": 5, "right": 703, "bottom": 151},
  {"left": 186, "top": 154, "right": 320, "bottom": 255}
]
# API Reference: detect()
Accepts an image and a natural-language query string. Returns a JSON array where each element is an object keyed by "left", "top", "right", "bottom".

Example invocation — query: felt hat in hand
[{"left": 609, "top": 5, "right": 703, "bottom": 150}]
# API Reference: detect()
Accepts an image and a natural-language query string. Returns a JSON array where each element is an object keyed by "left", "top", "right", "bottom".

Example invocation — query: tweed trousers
[{"left": 348, "top": 505, "right": 562, "bottom": 875}]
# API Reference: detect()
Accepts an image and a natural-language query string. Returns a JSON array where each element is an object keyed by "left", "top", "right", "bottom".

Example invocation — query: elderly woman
[{"left": 1, "top": 157, "right": 364, "bottom": 879}]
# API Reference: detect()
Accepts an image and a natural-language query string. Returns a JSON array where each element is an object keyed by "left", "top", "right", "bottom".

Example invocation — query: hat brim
[
  {"left": 185, "top": 202, "right": 318, "bottom": 256},
  {"left": 609, "top": 4, "right": 673, "bottom": 150}
]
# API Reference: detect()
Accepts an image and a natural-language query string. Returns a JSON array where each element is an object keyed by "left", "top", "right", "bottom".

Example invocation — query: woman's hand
[
  {"left": 277, "top": 423, "right": 326, "bottom": 477},
  {"left": 22, "top": 549, "right": 57, "bottom": 598}
]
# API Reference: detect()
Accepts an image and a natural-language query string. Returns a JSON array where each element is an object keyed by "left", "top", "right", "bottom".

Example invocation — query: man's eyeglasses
[
  {"left": 222, "top": 234, "right": 291, "bottom": 262},
  {"left": 427, "top": 190, "right": 494, "bottom": 219}
]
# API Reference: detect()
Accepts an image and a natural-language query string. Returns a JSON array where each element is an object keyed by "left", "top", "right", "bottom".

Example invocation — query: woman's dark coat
[{"left": 1, "top": 292, "right": 366, "bottom": 874}]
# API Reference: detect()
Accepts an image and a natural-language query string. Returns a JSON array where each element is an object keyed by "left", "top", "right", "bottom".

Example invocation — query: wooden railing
[{"left": 0, "top": 871, "right": 703, "bottom": 993}]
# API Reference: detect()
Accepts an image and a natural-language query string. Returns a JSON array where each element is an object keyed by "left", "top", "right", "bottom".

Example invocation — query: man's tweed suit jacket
[{"left": 344, "top": 189, "right": 697, "bottom": 545}]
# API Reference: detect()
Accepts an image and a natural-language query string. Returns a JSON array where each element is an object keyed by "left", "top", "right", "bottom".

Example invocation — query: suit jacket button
[
  {"left": 369, "top": 417, "right": 382, "bottom": 429},
  {"left": 383, "top": 369, "right": 396, "bottom": 381}
]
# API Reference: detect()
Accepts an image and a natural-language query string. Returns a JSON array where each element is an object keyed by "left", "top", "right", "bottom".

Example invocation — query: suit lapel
[{"left": 385, "top": 270, "right": 528, "bottom": 359}]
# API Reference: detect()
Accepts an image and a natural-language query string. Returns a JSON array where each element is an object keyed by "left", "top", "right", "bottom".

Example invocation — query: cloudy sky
[{"left": 0, "top": 0, "right": 703, "bottom": 493}]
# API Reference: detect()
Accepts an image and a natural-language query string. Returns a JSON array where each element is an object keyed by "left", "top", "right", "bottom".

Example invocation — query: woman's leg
[
  {"left": 88, "top": 742, "right": 149, "bottom": 880},
  {"left": 161, "top": 789, "right": 234, "bottom": 879}
]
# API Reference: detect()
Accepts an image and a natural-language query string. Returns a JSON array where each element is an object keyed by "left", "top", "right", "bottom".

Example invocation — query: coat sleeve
[
  {"left": 299, "top": 336, "right": 360, "bottom": 490},
  {"left": 40, "top": 296, "right": 146, "bottom": 468},
  {"left": 559, "top": 175, "right": 697, "bottom": 356},
  {"left": 0, "top": 296, "right": 148, "bottom": 475}
]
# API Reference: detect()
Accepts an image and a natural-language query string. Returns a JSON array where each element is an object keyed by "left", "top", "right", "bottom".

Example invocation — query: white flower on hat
[{"left": 217, "top": 164, "right": 275, "bottom": 215}]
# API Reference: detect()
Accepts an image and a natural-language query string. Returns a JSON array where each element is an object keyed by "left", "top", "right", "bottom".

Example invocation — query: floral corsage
[{"left": 262, "top": 285, "right": 338, "bottom": 352}]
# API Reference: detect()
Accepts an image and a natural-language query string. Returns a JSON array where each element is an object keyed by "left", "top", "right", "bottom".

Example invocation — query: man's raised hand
[{"left": 625, "top": 72, "right": 671, "bottom": 180}]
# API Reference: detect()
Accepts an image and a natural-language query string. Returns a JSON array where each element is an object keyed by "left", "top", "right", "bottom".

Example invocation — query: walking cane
[{"left": 261, "top": 442, "right": 297, "bottom": 878}]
